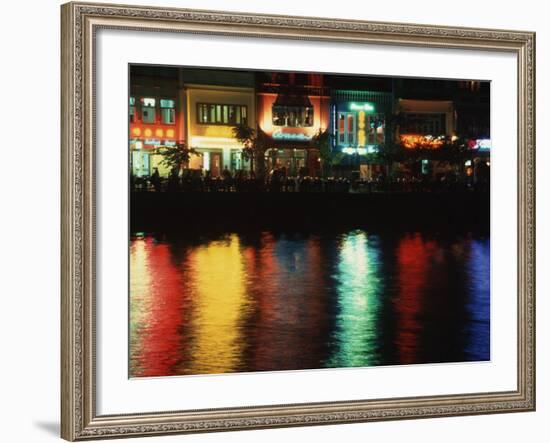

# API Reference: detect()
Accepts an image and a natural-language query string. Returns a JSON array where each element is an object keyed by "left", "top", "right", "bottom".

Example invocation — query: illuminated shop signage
[
  {"left": 474, "top": 139, "right": 491, "bottom": 150},
  {"left": 130, "top": 126, "right": 176, "bottom": 139},
  {"left": 349, "top": 102, "right": 375, "bottom": 112},
  {"left": 272, "top": 130, "right": 313, "bottom": 141},
  {"left": 357, "top": 111, "right": 366, "bottom": 147},
  {"left": 342, "top": 146, "right": 378, "bottom": 155},
  {"left": 129, "top": 139, "right": 177, "bottom": 149},
  {"left": 143, "top": 139, "right": 162, "bottom": 146}
]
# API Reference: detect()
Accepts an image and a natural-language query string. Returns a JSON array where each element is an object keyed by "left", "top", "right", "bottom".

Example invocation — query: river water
[{"left": 129, "top": 228, "right": 490, "bottom": 377}]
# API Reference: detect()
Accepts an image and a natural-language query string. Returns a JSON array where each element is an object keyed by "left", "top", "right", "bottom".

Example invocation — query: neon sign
[
  {"left": 130, "top": 126, "right": 177, "bottom": 139},
  {"left": 272, "top": 130, "right": 313, "bottom": 141},
  {"left": 349, "top": 102, "right": 375, "bottom": 112},
  {"left": 143, "top": 139, "right": 162, "bottom": 146},
  {"left": 474, "top": 139, "right": 491, "bottom": 150},
  {"left": 342, "top": 146, "right": 378, "bottom": 155},
  {"left": 357, "top": 111, "right": 366, "bottom": 147}
]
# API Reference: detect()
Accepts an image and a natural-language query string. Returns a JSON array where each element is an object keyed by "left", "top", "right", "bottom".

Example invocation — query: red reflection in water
[
  {"left": 395, "top": 234, "right": 434, "bottom": 364},
  {"left": 246, "top": 232, "right": 282, "bottom": 370},
  {"left": 131, "top": 239, "right": 186, "bottom": 377}
]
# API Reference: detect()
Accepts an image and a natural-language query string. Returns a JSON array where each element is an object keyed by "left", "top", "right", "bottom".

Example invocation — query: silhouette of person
[{"left": 150, "top": 167, "right": 161, "bottom": 192}]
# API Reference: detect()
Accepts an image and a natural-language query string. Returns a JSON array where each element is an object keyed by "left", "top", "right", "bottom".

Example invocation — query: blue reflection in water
[{"left": 465, "top": 238, "right": 491, "bottom": 360}]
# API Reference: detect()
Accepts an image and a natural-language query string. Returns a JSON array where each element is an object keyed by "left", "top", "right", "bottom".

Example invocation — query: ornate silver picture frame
[{"left": 61, "top": 1, "right": 535, "bottom": 440}]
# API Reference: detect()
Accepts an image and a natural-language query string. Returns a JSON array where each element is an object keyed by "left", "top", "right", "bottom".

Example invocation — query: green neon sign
[{"left": 349, "top": 102, "right": 375, "bottom": 112}]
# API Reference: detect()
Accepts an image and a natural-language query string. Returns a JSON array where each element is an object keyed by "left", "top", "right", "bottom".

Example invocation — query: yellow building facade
[{"left": 185, "top": 84, "right": 256, "bottom": 177}]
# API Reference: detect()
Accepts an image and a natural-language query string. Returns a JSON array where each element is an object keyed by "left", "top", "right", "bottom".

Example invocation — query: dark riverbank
[{"left": 130, "top": 190, "right": 489, "bottom": 234}]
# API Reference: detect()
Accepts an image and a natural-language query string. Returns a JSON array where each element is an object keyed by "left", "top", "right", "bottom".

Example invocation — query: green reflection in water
[{"left": 327, "top": 230, "right": 383, "bottom": 367}]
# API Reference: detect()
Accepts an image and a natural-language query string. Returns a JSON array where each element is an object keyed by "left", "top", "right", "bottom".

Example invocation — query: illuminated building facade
[
  {"left": 396, "top": 99, "right": 455, "bottom": 140},
  {"left": 129, "top": 67, "right": 184, "bottom": 177},
  {"left": 185, "top": 84, "right": 255, "bottom": 177},
  {"left": 129, "top": 68, "right": 490, "bottom": 182},
  {"left": 394, "top": 78, "right": 490, "bottom": 180},
  {"left": 330, "top": 88, "right": 393, "bottom": 179},
  {"left": 182, "top": 68, "right": 256, "bottom": 177},
  {"left": 396, "top": 98, "right": 456, "bottom": 177},
  {"left": 256, "top": 72, "right": 330, "bottom": 176}
]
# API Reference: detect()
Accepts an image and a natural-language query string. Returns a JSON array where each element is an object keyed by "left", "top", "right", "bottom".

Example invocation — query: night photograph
[{"left": 128, "top": 65, "right": 491, "bottom": 378}]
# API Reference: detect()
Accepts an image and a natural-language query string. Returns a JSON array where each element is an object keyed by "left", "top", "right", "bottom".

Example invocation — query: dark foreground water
[{"left": 129, "top": 228, "right": 490, "bottom": 377}]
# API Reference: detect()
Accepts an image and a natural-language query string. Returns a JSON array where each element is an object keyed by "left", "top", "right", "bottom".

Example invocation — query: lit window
[
  {"left": 366, "top": 114, "right": 385, "bottom": 145},
  {"left": 223, "top": 106, "right": 228, "bottom": 124},
  {"left": 197, "top": 103, "right": 248, "bottom": 125},
  {"left": 347, "top": 114, "right": 355, "bottom": 144},
  {"left": 160, "top": 99, "right": 175, "bottom": 125},
  {"left": 129, "top": 97, "right": 136, "bottom": 123},
  {"left": 337, "top": 112, "right": 356, "bottom": 146},
  {"left": 272, "top": 106, "right": 314, "bottom": 127},
  {"left": 141, "top": 97, "right": 156, "bottom": 124}
]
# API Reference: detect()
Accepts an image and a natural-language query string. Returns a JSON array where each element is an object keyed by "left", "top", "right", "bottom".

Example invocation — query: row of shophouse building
[{"left": 129, "top": 66, "right": 490, "bottom": 180}]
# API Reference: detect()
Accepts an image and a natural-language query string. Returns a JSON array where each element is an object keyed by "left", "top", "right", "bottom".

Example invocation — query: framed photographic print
[{"left": 61, "top": 1, "right": 536, "bottom": 440}]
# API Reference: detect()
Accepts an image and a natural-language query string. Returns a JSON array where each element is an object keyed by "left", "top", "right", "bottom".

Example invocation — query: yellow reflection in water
[{"left": 185, "top": 234, "right": 252, "bottom": 374}]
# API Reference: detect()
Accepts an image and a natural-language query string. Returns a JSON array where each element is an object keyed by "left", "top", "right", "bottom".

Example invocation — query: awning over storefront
[{"left": 273, "top": 92, "right": 313, "bottom": 108}]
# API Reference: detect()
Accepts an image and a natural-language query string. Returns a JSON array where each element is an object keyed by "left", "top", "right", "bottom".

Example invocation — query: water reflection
[
  {"left": 327, "top": 231, "right": 383, "bottom": 368},
  {"left": 129, "top": 229, "right": 490, "bottom": 377},
  {"left": 395, "top": 234, "right": 433, "bottom": 365},
  {"left": 182, "top": 234, "right": 253, "bottom": 375},
  {"left": 130, "top": 239, "right": 187, "bottom": 377}
]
